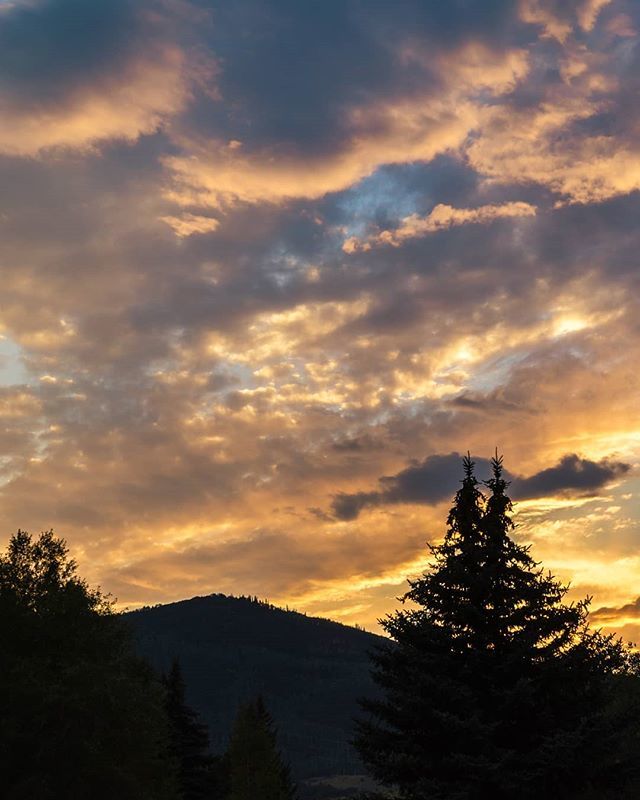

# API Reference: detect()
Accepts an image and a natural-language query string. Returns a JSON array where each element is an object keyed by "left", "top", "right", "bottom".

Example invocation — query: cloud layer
[{"left": 0, "top": 0, "right": 638, "bottom": 633}]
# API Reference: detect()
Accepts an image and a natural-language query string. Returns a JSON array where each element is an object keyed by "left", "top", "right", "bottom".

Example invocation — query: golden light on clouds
[
  {"left": 0, "top": 48, "right": 189, "bottom": 156},
  {"left": 343, "top": 202, "right": 537, "bottom": 252},
  {"left": 0, "top": 0, "right": 638, "bottom": 634}
]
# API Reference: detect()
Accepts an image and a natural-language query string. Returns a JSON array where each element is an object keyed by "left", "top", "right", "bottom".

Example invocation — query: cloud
[
  {"left": 332, "top": 452, "right": 631, "bottom": 519},
  {"left": 0, "top": 0, "right": 640, "bottom": 633},
  {"left": 0, "top": 0, "right": 212, "bottom": 154},
  {"left": 511, "top": 454, "right": 631, "bottom": 499},
  {"left": 164, "top": 38, "right": 530, "bottom": 207},
  {"left": 161, "top": 213, "right": 220, "bottom": 237},
  {"left": 468, "top": 104, "right": 640, "bottom": 205},
  {"left": 464, "top": 7, "right": 640, "bottom": 206},
  {"left": 343, "top": 201, "right": 537, "bottom": 252},
  {"left": 591, "top": 596, "right": 640, "bottom": 624},
  {"left": 164, "top": 97, "right": 479, "bottom": 208},
  {"left": 518, "top": 0, "right": 611, "bottom": 40},
  {"left": 103, "top": 522, "right": 429, "bottom": 605},
  {"left": 332, "top": 453, "right": 491, "bottom": 520}
]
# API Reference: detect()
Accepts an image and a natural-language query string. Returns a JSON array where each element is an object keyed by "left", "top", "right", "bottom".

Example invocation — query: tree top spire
[
  {"left": 462, "top": 451, "right": 475, "bottom": 480},
  {"left": 492, "top": 448, "right": 503, "bottom": 475},
  {"left": 488, "top": 448, "right": 510, "bottom": 494}
]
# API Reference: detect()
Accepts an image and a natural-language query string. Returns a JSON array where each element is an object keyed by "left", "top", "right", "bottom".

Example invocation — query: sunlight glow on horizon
[{"left": 0, "top": 0, "right": 638, "bottom": 637}]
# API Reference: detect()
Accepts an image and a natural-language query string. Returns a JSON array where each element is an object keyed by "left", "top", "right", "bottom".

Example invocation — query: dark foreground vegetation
[
  {"left": 0, "top": 531, "right": 295, "bottom": 799},
  {"left": 1, "top": 453, "right": 639, "bottom": 799},
  {"left": 356, "top": 455, "right": 640, "bottom": 799},
  {"left": 128, "top": 593, "right": 380, "bottom": 780}
]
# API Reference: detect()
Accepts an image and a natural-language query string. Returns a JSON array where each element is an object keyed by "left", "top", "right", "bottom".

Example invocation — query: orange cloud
[
  {"left": 578, "top": 0, "right": 613, "bottom": 31},
  {"left": 519, "top": 0, "right": 611, "bottom": 41},
  {"left": 164, "top": 99, "right": 477, "bottom": 207},
  {"left": 0, "top": 45, "right": 193, "bottom": 156},
  {"left": 467, "top": 96, "right": 640, "bottom": 204},
  {"left": 0, "top": 0, "right": 639, "bottom": 637},
  {"left": 164, "top": 46, "right": 529, "bottom": 207},
  {"left": 344, "top": 201, "right": 537, "bottom": 251},
  {"left": 161, "top": 212, "right": 220, "bottom": 237},
  {"left": 0, "top": 0, "right": 218, "bottom": 157}
]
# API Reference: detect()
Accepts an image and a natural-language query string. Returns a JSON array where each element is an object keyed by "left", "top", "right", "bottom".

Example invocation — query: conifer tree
[
  {"left": 225, "top": 696, "right": 296, "bottom": 800},
  {"left": 355, "top": 455, "right": 640, "bottom": 800},
  {"left": 164, "top": 658, "right": 222, "bottom": 800}
]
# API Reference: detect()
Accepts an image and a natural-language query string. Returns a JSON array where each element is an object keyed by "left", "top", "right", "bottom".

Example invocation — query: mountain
[{"left": 126, "top": 594, "right": 383, "bottom": 785}]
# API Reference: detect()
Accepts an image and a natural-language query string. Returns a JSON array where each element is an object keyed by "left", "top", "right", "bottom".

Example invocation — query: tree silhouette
[
  {"left": 0, "top": 529, "right": 178, "bottom": 800},
  {"left": 164, "top": 658, "right": 224, "bottom": 799},
  {"left": 355, "top": 454, "right": 640, "bottom": 799},
  {"left": 226, "top": 696, "right": 296, "bottom": 800}
]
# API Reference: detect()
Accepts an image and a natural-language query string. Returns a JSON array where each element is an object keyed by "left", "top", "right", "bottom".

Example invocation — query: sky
[{"left": 0, "top": 0, "right": 639, "bottom": 638}]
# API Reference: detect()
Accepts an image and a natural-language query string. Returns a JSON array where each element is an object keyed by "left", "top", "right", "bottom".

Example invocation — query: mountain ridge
[{"left": 126, "top": 593, "right": 384, "bottom": 783}]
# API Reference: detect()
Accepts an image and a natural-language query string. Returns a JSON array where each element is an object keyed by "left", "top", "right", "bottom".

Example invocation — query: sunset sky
[{"left": 1, "top": 0, "right": 639, "bottom": 637}]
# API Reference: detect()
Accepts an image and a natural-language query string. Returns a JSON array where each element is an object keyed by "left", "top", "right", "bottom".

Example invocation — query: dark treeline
[
  {"left": 0, "top": 530, "right": 294, "bottom": 800},
  {"left": 128, "top": 591, "right": 377, "bottom": 780},
  {"left": 1, "top": 453, "right": 639, "bottom": 799}
]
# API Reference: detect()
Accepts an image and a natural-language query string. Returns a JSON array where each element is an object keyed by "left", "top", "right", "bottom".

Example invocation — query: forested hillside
[{"left": 127, "top": 595, "right": 382, "bottom": 780}]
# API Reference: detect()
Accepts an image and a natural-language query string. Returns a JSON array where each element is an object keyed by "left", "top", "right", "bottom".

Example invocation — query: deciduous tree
[{"left": 0, "top": 529, "right": 178, "bottom": 800}]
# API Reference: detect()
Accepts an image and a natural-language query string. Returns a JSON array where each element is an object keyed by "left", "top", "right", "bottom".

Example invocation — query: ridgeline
[{"left": 127, "top": 594, "right": 382, "bottom": 783}]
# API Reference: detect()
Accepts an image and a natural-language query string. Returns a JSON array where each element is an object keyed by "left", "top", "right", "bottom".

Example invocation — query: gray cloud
[
  {"left": 0, "top": 0, "right": 140, "bottom": 106},
  {"left": 332, "top": 453, "right": 493, "bottom": 520},
  {"left": 180, "top": 0, "right": 524, "bottom": 156},
  {"left": 591, "top": 597, "right": 640, "bottom": 624},
  {"left": 510, "top": 454, "right": 631, "bottom": 500},
  {"left": 332, "top": 453, "right": 631, "bottom": 519}
]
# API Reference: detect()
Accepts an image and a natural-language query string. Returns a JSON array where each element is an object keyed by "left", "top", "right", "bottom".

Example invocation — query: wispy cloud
[{"left": 343, "top": 202, "right": 537, "bottom": 252}]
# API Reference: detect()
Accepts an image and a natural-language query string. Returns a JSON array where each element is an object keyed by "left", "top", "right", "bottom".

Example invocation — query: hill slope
[{"left": 126, "top": 594, "right": 383, "bottom": 781}]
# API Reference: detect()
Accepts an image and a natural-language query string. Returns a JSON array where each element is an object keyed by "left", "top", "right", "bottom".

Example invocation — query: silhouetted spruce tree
[
  {"left": 0, "top": 530, "right": 178, "bottom": 800},
  {"left": 225, "top": 696, "right": 296, "bottom": 800},
  {"left": 164, "top": 658, "right": 224, "bottom": 799},
  {"left": 355, "top": 454, "right": 640, "bottom": 800}
]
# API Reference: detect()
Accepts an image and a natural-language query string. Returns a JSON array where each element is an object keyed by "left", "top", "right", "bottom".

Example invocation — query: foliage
[
  {"left": 226, "top": 696, "right": 297, "bottom": 800},
  {"left": 129, "top": 593, "right": 379, "bottom": 778},
  {"left": 355, "top": 455, "right": 640, "bottom": 800},
  {"left": 164, "top": 657, "right": 225, "bottom": 799},
  {"left": 0, "top": 529, "right": 178, "bottom": 800}
]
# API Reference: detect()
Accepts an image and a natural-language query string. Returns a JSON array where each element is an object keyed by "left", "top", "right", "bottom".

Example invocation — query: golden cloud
[
  {"left": 0, "top": 45, "right": 195, "bottom": 156},
  {"left": 164, "top": 100, "right": 476, "bottom": 207},
  {"left": 164, "top": 46, "right": 529, "bottom": 207},
  {"left": 344, "top": 201, "right": 537, "bottom": 252},
  {"left": 0, "top": 1, "right": 639, "bottom": 637},
  {"left": 466, "top": 91, "right": 640, "bottom": 204},
  {"left": 161, "top": 212, "right": 220, "bottom": 237},
  {"left": 519, "top": 0, "right": 611, "bottom": 41}
]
